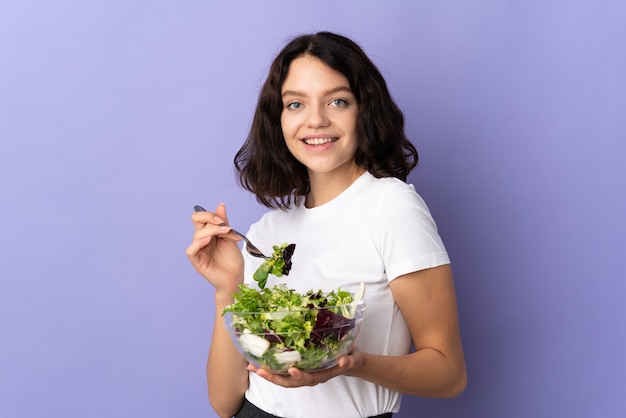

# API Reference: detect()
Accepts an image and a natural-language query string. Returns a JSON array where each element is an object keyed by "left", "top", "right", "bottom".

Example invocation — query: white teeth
[{"left": 304, "top": 137, "right": 334, "bottom": 145}]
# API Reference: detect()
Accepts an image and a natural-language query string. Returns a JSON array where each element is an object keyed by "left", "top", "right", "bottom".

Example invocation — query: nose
[{"left": 305, "top": 105, "right": 330, "bottom": 128}]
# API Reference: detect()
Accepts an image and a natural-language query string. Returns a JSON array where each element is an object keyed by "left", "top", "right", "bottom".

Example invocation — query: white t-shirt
[{"left": 241, "top": 171, "right": 450, "bottom": 418}]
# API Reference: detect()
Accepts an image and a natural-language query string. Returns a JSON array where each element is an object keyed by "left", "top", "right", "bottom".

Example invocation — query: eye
[
  {"left": 330, "top": 98, "right": 348, "bottom": 107},
  {"left": 286, "top": 102, "right": 303, "bottom": 110}
]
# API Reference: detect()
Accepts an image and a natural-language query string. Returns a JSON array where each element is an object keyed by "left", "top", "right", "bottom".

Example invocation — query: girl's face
[{"left": 280, "top": 55, "right": 360, "bottom": 180}]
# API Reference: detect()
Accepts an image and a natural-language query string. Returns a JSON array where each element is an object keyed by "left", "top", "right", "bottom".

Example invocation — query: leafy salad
[
  {"left": 223, "top": 284, "right": 364, "bottom": 373},
  {"left": 253, "top": 243, "right": 296, "bottom": 289}
]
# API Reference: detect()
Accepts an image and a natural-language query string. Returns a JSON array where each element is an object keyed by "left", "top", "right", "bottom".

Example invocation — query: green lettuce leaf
[{"left": 252, "top": 243, "right": 296, "bottom": 289}]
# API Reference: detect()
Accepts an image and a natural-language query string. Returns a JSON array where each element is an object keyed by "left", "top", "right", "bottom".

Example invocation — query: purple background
[{"left": 2, "top": 1, "right": 625, "bottom": 417}]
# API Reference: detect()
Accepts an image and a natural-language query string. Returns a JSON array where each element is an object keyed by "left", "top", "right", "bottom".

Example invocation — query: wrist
[{"left": 214, "top": 289, "right": 236, "bottom": 309}]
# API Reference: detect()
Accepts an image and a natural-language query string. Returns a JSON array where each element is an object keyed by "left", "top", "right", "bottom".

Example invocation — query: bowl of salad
[{"left": 223, "top": 283, "right": 366, "bottom": 374}]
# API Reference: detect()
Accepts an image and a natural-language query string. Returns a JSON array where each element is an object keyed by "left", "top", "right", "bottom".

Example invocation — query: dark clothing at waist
[{"left": 234, "top": 397, "right": 393, "bottom": 418}]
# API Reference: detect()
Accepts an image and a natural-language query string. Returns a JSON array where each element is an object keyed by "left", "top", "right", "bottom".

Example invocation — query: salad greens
[
  {"left": 223, "top": 284, "right": 362, "bottom": 373},
  {"left": 253, "top": 243, "right": 296, "bottom": 289}
]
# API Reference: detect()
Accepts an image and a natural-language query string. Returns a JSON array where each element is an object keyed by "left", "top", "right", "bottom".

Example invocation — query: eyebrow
[{"left": 281, "top": 85, "right": 353, "bottom": 98}]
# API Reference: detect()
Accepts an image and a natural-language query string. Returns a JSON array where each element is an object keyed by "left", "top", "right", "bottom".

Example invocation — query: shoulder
[
  {"left": 360, "top": 173, "right": 428, "bottom": 211},
  {"left": 362, "top": 172, "right": 418, "bottom": 194}
]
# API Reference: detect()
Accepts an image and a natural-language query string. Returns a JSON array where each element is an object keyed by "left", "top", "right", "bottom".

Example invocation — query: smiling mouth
[{"left": 303, "top": 137, "right": 337, "bottom": 145}]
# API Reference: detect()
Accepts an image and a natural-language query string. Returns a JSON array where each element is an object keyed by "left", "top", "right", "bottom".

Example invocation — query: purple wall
[{"left": 2, "top": 1, "right": 625, "bottom": 417}]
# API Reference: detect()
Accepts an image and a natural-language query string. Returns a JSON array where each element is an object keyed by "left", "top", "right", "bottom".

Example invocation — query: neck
[{"left": 305, "top": 165, "right": 365, "bottom": 208}]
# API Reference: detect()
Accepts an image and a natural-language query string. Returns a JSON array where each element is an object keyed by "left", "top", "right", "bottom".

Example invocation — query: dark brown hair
[{"left": 234, "top": 31, "right": 418, "bottom": 209}]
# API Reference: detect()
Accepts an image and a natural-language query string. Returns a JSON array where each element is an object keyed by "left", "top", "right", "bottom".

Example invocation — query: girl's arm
[
  {"left": 206, "top": 291, "right": 249, "bottom": 417},
  {"left": 186, "top": 203, "right": 250, "bottom": 416},
  {"left": 352, "top": 264, "right": 467, "bottom": 397}
]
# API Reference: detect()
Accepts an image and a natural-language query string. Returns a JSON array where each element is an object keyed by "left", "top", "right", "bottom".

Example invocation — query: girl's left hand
[{"left": 247, "top": 347, "right": 364, "bottom": 387}]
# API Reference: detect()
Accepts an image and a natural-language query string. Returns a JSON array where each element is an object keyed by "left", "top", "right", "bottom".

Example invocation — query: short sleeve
[{"left": 373, "top": 182, "right": 450, "bottom": 282}]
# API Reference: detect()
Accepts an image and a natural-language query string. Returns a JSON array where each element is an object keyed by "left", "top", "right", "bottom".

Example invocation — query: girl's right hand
[{"left": 185, "top": 203, "right": 244, "bottom": 296}]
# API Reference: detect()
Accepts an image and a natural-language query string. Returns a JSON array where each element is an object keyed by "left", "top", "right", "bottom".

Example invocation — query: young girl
[{"left": 186, "top": 32, "right": 467, "bottom": 418}]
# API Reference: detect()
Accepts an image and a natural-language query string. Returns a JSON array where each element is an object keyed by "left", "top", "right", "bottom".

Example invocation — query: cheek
[
  {"left": 280, "top": 115, "right": 297, "bottom": 139},
  {"left": 283, "top": 137, "right": 300, "bottom": 160}
]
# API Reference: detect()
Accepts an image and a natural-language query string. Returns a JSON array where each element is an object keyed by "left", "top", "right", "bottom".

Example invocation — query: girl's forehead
[{"left": 282, "top": 56, "right": 350, "bottom": 93}]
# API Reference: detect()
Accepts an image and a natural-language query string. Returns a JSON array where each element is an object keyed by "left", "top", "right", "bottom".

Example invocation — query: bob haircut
[{"left": 234, "top": 31, "right": 418, "bottom": 209}]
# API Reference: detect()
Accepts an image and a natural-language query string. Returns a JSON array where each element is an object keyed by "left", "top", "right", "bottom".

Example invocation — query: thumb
[{"left": 215, "top": 203, "right": 229, "bottom": 225}]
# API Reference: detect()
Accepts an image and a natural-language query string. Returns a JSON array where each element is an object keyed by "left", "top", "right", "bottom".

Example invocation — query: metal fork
[{"left": 193, "top": 205, "right": 269, "bottom": 259}]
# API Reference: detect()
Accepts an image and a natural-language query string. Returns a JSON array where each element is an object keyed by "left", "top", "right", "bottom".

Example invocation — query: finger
[
  {"left": 287, "top": 367, "right": 305, "bottom": 381},
  {"left": 191, "top": 211, "right": 216, "bottom": 230},
  {"left": 212, "top": 203, "right": 244, "bottom": 243},
  {"left": 287, "top": 368, "right": 321, "bottom": 386},
  {"left": 185, "top": 236, "right": 212, "bottom": 259},
  {"left": 337, "top": 355, "right": 354, "bottom": 369},
  {"left": 193, "top": 222, "right": 231, "bottom": 241},
  {"left": 252, "top": 366, "right": 299, "bottom": 387},
  {"left": 215, "top": 202, "right": 229, "bottom": 225},
  {"left": 191, "top": 211, "right": 231, "bottom": 235}
]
